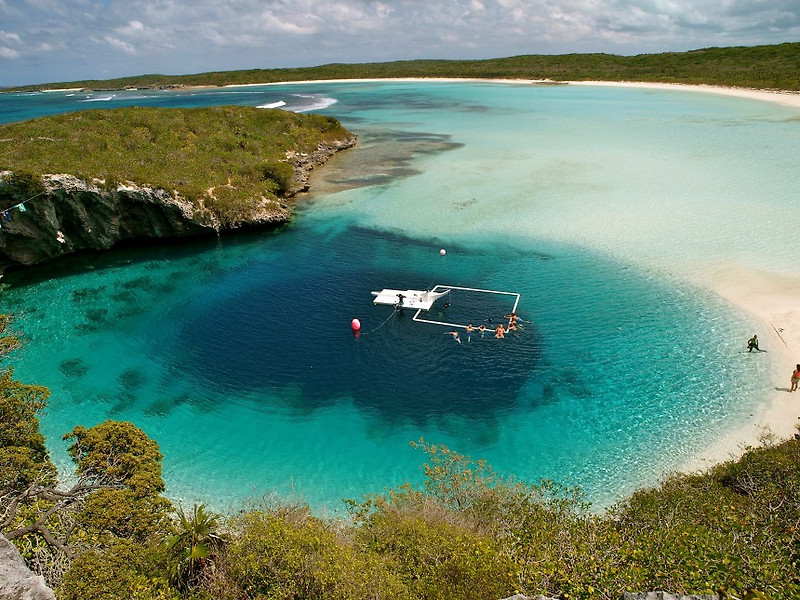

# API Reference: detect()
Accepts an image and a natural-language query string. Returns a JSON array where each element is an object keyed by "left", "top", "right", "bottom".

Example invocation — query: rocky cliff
[
  {"left": 0, "top": 533, "right": 56, "bottom": 600},
  {"left": 0, "top": 137, "right": 355, "bottom": 271}
]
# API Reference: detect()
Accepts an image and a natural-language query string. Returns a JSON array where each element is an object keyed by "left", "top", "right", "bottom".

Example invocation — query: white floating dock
[
  {"left": 371, "top": 288, "right": 450, "bottom": 310},
  {"left": 371, "top": 284, "right": 522, "bottom": 330},
  {"left": 412, "top": 285, "right": 520, "bottom": 329}
]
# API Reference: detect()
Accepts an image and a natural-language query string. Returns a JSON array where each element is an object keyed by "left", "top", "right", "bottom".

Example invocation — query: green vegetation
[
  {"left": 0, "top": 106, "right": 353, "bottom": 227},
  {"left": 165, "top": 504, "right": 226, "bottom": 591},
  {"left": 2, "top": 314, "right": 799, "bottom": 598},
  {"left": 7, "top": 42, "right": 800, "bottom": 92}
]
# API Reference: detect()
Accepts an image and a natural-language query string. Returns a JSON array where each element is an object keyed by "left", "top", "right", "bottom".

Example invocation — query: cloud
[
  {"left": 102, "top": 35, "right": 137, "bottom": 54},
  {"left": 115, "top": 20, "right": 145, "bottom": 35},
  {"left": 0, "top": 46, "right": 20, "bottom": 59},
  {"left": 1, "top": 0, "right": 798, "bottom": 87},
  {"left": 0, "top": 30, "right": 21, "bottom": 44},
  {"left": 259, "top": 9, "right": 321, "bottom": 35}
]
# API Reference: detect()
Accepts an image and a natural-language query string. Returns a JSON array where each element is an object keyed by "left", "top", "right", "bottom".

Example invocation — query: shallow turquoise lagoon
[{"left": 2, "top": 81, "right": 797, "bottom": 513}]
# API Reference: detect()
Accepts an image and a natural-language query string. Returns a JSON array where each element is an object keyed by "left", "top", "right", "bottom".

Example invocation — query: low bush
[{"left": 225, "top": 506, "right": 408, "bottom": 600}]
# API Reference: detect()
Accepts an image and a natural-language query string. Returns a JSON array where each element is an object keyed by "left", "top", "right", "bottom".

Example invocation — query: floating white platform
[
  {"left": 413, "top": 285, "right": 521, "bottom": 329},
  {"left": 371, "top": 288, "right": 450, "bottom": 310}
]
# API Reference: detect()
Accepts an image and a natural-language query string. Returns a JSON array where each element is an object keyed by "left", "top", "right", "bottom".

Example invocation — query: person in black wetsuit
[{"left": 747, "top": 334, "right": 760, "bottom": 352}]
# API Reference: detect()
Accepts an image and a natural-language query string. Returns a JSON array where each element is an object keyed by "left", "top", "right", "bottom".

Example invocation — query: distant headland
[{"left": 4, "top": 42, "right": 799, "bottom": 93}]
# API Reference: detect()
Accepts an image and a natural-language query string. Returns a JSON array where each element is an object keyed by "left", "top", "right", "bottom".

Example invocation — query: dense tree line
[{"left": 5, "top": 42, "right": 800, "bottom": 92}]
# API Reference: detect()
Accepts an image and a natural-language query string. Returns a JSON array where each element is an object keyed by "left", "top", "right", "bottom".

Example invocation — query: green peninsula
[{"left": 0, "top": 106, "right": 355, "bottom": 268}]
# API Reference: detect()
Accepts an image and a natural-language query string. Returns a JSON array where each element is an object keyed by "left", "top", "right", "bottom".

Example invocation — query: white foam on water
[
  {"left": 81, "top": 94, "right": 116, "bottom": 102},
  {"left": 293, "top": 94, "right": 338, "bottom": 112},
  {"left": 258, "top": 100, "right": 287, "bottom": 109}
]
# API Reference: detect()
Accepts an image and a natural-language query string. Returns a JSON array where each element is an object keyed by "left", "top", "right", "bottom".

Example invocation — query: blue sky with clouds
[{"left": 1, "top": 0, "right": 798, "bottom": 87}]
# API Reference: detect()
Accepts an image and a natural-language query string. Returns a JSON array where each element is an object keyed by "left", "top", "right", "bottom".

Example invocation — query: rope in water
[{"left": 361, "top": 306, "right": 399, "bottom": 336}]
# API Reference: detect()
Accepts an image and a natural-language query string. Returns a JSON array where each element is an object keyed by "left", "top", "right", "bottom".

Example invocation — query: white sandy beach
[
  {"left": 571, "top": 79, "right": 800, "bottom": 109},
  {"left": 679, "top": 263, "right": 800, "bottom": 471},
  {"left": 260, "top": 76, "right": 800, "bottom": 108}
]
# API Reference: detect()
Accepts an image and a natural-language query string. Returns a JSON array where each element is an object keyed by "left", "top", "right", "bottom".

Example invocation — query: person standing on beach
[
  {"left": 747, "top": 334, "right": 760, "bottom": 352},
  {"left": 791, "top": 364, "right": 800, "bottom": 392}
]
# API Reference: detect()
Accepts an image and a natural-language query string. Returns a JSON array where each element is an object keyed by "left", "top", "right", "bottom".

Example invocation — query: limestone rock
[
  {"left": 0, "top": 533, "right": 56, "bottom": 600},
  {"left": 284, "top": 136, "right": 357, "bottom": 194},
  {"left": 0, "top": 135, "right": 355, "bottom": 271},
  {"left": 0, "top": 175, "right": 218, "bottom": 270}
]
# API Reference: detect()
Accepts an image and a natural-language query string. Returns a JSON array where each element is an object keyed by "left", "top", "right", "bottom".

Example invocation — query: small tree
[{"left": 165, "top": 503, "right": 225, "bottom": 590}]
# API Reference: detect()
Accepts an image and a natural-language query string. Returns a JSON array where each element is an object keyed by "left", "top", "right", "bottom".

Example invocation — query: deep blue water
[{"left": 1, "top": 81, "right": 790, "bottom": 511}]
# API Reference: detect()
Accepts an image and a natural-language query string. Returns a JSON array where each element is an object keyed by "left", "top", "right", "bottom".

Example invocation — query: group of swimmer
[
  {"left": 445, "top": 313, "right": 523, "bottom": 343},
  {"left": 747, "top": 333, "right": 800, "bottom": 393}
]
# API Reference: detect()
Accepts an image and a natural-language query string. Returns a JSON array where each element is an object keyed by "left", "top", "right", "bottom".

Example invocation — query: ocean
[{"left": 1, "top": 80, "right": 798, "bottom": 514}]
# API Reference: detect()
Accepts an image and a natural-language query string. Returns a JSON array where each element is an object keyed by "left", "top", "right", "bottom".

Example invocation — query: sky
[{"left": 1, "top": 0, "right": 799, "bottom": 87}]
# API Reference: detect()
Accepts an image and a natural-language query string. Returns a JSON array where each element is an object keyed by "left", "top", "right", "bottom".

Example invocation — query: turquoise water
[{"left": 2, "top": 81, "right": 799, "bottom": 513}]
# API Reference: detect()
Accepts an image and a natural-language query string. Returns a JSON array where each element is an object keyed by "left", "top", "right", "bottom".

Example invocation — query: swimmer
[
  {"left": 507, "top": 320, "right": 518, "bottom": 332},
  {"left": 477, "top": 323, "right": 487, "bottom": 338},
  {"left": 445, "top": 330, "right": 462, "bottom": 344},
  {"left": 495, "top": 324, "right": 506, "bottom": 339},
  {"left": 465, "top": 324, "right": 474, "bottom": 342}
]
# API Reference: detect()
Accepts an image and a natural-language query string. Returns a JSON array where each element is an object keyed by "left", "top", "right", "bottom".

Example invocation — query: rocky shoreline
[{"left": 0, "top": 136, "right": 355, "bottom": 271}]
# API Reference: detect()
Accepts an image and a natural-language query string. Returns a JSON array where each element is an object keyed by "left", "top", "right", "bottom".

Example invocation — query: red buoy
[{"left": 351, "top": 318, "right": 361, "bottom": 332}]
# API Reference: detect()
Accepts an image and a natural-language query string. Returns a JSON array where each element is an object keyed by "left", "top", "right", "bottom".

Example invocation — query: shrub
[
  {"left": 0, "top": 170, "right": 45, "bottom": 201},
  {"left": 612, "top": 441, "right": 800, "bottom": 599},
  {"left": 59, "top": 540, "right": 177, "bottom": 600},
  {"left": 226, "top": 505, "right": 409, "bottom": 600},
  {"left": 362, "top": 501, "right": 518, "bottom": 600},
  {"left": 261, "top": 160, "right": 295, "bottom": 195}
]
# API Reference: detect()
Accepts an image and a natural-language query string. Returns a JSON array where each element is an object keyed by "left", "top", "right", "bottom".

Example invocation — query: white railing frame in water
[{"left": 412, "top": 285, "right": 521, "bottom": 329}]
